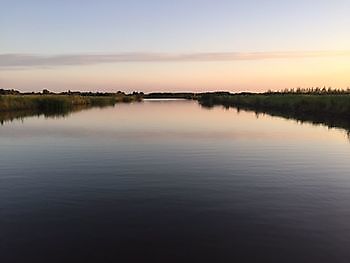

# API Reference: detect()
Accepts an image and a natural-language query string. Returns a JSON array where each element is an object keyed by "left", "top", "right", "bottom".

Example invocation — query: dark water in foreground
[{"left": 1, "top": 100, "right": 350, "bottom": 263}]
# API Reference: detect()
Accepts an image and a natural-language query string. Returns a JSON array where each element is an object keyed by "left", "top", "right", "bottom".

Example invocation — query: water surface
[{"left": 1, "top": 100, "right": 350, "bottom": 262}]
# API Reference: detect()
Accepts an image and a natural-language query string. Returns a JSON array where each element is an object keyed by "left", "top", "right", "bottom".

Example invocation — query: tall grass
[
  {"left": 199, "top": 93, "right": 350, "bottom": 132},
  {"left": 199, "top": 94, "right": 350, "bottom": 116},
  {"left": 0, "top": 94, "right": 139, "bottom": 112}
]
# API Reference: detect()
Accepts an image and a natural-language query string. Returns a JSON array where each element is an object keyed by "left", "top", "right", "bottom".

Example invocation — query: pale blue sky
[
  {"left": 2, "top": 0, "right": 350, "bottom": 53},
  {"left": 1, "top": 0, "right": 350, "bottom": 92}
]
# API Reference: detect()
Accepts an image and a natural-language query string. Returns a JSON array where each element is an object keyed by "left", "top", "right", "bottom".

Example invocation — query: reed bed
[
  {"left": 0, "top": 94, "right": 140, "bottom": 112},
  {"left": 199, "top": 94, "right": 350, "bottom": 117}
]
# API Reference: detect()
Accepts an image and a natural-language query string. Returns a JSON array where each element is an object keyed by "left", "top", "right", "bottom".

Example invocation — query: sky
[{"left": 1, "top": 0, "right": 350, "bottom": 93}]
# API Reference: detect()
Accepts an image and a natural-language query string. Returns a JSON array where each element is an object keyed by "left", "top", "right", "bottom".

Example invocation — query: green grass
[
  {"left": 199, "top": 94, "right": 350, "bottom": 116},
  {"left": 198, "top": 93, "right": 350, "bottom": 132},
  {"left": 0, "top": 94, "right": 142, "bottom": 125},
  {"left": 0, "top": 94, "right": 140, "bottom": 112}
]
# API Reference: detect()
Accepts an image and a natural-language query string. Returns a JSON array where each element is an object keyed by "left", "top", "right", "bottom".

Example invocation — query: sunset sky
[{"left": 1, "top": 0, "right": 350, "bottom": 93}]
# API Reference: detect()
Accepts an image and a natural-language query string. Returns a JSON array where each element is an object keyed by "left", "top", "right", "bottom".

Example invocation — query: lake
[{"left": 1, "top": 99, "right": 350, "bottom": 262}]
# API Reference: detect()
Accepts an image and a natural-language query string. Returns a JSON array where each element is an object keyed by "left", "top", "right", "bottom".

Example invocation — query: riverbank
[
  {"left": 199, "top": 93, "right": 350, "bottom": 116},
  {"left": 0, "top": 94, "right": 142, "bottom": 112},
  {"left": 198, "top": 93, "right": 350, "bottom": 132},
  {"left": 3, "top": 90, "right": 350, "bottom": 133}
]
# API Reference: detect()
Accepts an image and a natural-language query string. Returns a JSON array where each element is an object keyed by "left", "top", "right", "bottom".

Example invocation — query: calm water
[{"left": 1, "top": 100, "right": 350, "bottom": 263}]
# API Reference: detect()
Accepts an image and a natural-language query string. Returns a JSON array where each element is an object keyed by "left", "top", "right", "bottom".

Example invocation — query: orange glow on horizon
[{"left": 1, "top": 56, "right": 349, "bottom": 93}]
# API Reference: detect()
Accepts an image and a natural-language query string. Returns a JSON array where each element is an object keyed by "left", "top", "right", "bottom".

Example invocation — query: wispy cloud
[{"left": 1, "top": 51, "right": 350, "bottom": 69}]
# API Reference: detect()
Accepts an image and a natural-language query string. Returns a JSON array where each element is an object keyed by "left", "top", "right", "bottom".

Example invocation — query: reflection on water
[
  {"left": 0, "top": 109, "right": 70, "bottom": 125},
  {"left": 1, "top": 100, "right": 350, "bottom": 263},
  {"left": 0, "top": 104, "right": 116, "bottom": 125},
  {"left": 200, "top": 101, "right": 350, "bottom": 137},
  {"left": 2, "top": 99, "right": 350, "bottom": 137}
]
